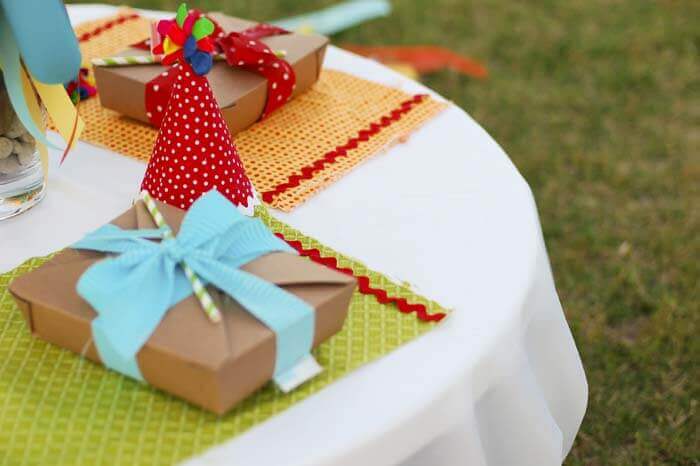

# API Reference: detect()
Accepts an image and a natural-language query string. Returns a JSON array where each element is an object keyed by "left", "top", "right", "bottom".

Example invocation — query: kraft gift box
[
  {"left": 9, "top": 200, "right": 355, "bottom": 415},
  {"left": 93, "top": 13, "right": 328, "bottom": 135}
]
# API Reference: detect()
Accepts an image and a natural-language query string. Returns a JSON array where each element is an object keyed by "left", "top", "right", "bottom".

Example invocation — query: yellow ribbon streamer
[
  {"left": 17, "top": 64, "right": 84, "bottom": 177},
  {"left": 32, "top": 77, "right": 84, "bottom": 152},
  {"left": 19, "top": 66, "right": 48, "bottom": 177}
]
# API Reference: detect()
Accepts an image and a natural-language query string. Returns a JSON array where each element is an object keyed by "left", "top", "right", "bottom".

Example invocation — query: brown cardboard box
[
  {"left": 9, "top": 200, "right": 355, "bottom": 415},
  {"left": 93, "top": 13, "right": 329, "bottom": 135}
]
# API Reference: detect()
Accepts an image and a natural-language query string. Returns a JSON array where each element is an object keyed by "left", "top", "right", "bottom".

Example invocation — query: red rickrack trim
[
  {"left": 77, "top": 12, "right": 140, "bottom": 43},
  {"left": 262, "top": 93, "right": 429, "bottom": 203},
  {"left": 277, "top": 233, "right": 446, "bottom": 322}
]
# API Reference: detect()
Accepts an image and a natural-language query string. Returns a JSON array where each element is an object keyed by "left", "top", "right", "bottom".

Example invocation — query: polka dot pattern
[
  {"left": 68, "top": 13, "right": 446, "bottom": 212},
  {"left": 141, "top": 63, "right": 255, "bottom": 212},
  {"left": 144, "top": 65, "right": 176, "bottom": 128},
  {"left": 145, "top": 23, "right": 295, "bottom": 129},
  {"left": 217, "top": 29, "right": 295, "bottom": 119}
]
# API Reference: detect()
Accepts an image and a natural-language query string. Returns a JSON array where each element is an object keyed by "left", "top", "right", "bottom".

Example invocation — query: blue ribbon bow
[{"left": 73, "top": 191, "right": 315, "bottom": 383}]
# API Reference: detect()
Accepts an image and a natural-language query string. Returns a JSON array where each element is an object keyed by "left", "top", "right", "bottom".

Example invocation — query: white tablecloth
[{"left": 0, "top": 5, "right": 588, "bottom": 465}]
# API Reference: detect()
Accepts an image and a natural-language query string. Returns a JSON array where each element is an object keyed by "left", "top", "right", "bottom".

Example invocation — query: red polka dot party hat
[{"left": 141, "top": 3, "right": 257, "bottom": 215}]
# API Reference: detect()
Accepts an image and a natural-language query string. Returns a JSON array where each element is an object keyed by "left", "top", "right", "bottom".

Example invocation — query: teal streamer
[
  {"left": 0, "top": 9, "right": 60, "bottom": 150},
  {"left": 273, "top": 0, "right": 391, "bottom": 35},
  {"left": 0, "top": 0, "right": 81, "bottom": 84},
  {"left": 72, "top": 191, "right": 315, "bottom": 383}
]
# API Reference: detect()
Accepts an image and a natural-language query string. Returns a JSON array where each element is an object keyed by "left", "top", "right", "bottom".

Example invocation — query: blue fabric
[{"left": 73, "top": 191, "right": 315, "bottom": 382}]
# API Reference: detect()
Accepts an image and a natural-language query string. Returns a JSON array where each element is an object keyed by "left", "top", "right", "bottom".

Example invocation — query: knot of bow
[{"left": 72, "top": 191, "right": 314, "bottom": 382}]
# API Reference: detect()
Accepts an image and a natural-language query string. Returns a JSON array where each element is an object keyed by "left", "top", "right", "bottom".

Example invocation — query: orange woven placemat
[{"left": 71, "top": 11, "right": 447, "bottom": 211}]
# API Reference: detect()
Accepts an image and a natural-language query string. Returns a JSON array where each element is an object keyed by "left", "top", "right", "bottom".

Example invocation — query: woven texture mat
[
  {"left": 69, "top": 11, "right": 447, "bottom": 211},
  {"left": 0, "top": 213, "right": 446, "bottom": 465}
]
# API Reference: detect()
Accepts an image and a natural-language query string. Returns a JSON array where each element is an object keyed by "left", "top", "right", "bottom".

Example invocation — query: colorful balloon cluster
[{"left": 153, "top": 3, "right": 216, "bottom": 75}]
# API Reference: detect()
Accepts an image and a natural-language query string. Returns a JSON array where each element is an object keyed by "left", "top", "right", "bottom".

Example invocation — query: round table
[{"left": 0, "top": 5, "right": 588, "bottom": 465}]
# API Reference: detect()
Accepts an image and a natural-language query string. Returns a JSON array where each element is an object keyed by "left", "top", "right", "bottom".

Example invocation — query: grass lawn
[{"left": 71, "top": 0, "right": 700, "bottom": 464}]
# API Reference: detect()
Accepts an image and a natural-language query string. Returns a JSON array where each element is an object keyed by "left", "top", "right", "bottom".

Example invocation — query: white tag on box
[{"left": 273, "top": 354, "right": 323, "bottom": 393}]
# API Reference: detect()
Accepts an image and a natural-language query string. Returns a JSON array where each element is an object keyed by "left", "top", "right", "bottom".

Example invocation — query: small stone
[
  {"left": 0, "top": 137, "right": 12, "bottom": 159},
  {"left": 12, "top": 140, "right": 36, "bottom": 166},
  {"left": 17, "top": 148, "right": 36, "bottom": 166},
  {"left": 17, "top": 132, "right": 36, "bottom": 156},
  {"left": 0, "top": 154, "right": 21, "bottom": 174},
  {"left": 5, "top": 114, "right": 25, "bottom": 139}
]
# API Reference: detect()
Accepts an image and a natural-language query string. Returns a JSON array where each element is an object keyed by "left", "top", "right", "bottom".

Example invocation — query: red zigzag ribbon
[
  {"left": 77, "top": 12, "right": 140, "bottom": 43},
  {"left": 262, "top": 93, "right": 428, "bottom": 203},
  {"left": 277, "top": 233, "right": 446, "bottom": 322}
]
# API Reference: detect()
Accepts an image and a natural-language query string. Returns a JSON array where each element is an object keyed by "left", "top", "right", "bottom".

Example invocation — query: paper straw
[
  {"left": 91, "top": 55, "right": 225, "bottom": 66},
  {"left": 91, "top": 56, "right": 163, "bottom": 66},
  {"left": 92, "top": 50, "right": 286, "bottom": 67},
  {"left": 140, "top": 191, "right": 222, "bottom": 324}
]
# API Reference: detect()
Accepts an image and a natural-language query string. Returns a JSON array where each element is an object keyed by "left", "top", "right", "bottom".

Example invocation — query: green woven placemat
[{"left": 0, "top": 216, "right": 446, "bottom": 466}]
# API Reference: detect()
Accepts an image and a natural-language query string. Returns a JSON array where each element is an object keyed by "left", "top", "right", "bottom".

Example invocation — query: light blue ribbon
[
  {"left": 273, "top": 0, "right": 391, "bottom": 35},
  {"left": 0, "top": 0, "right": 81, "bottom": 84},
  {"left": 73, "top": 191, "right": 315, "bottom": 383},
  {"left": 0, "top": 8, "right": 60, "bottom": 150}
]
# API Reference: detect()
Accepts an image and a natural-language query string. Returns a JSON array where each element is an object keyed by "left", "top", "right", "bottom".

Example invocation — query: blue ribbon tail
[
  {"left": 77, "top": 248, "right": 177, "bottom": 381},
  {"left": 191, "top": 258, "right": 315, "bottom": 377},
  {"left": 92, "top": 323, "right": 145, "bottom": 381},
  {"left": 73, "top": 224, "right": 166, "bottom": 254}
]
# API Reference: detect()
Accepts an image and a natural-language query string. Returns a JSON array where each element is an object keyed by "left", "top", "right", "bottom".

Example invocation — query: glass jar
[{"left": 0, "top": 78, "right": 45, "bottom": 220}]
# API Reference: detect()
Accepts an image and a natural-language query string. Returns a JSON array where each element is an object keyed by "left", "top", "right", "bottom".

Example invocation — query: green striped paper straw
[
  {"left": 91, "top": 55, "right": 226, "bottom": 67},
  {"left": 91, "top": 55, "right": 164, "bottom": 66},
  {"left": 140, "top": 191, "right": 222, "bottom": 324},
  {"left": 92, "top": 50, "right": 286, "bottom": 67}
]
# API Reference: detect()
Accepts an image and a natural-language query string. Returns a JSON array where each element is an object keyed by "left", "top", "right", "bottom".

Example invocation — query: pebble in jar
[{"left": 0, "top": 78, "right": 45, "bottom": 220}]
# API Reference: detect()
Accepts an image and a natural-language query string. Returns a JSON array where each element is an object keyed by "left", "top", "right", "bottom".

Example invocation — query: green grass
[{"left": 71, "top": 0, "right": 700, "bottom": 464}]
